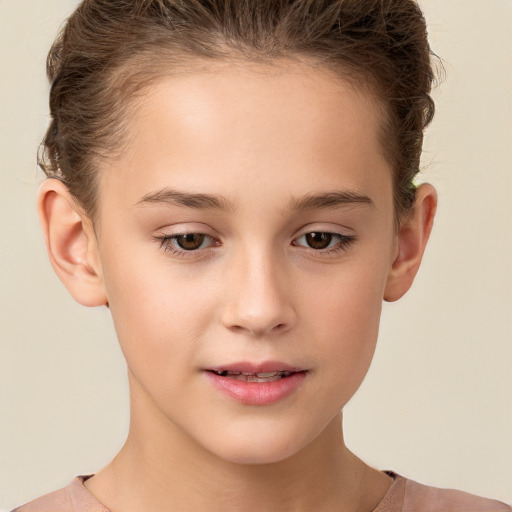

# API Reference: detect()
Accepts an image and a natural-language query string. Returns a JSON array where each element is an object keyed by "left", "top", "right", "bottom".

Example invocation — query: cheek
[
  {"left": 100, "top": 246, "right": 217, "bottom": 373},
  {"left": 305, "top": 256, "right": 387, "bottom": 337},
  {"left": 321, "top": 290, "right": 381, "bottom": 367},
  {"left": 303, "top": 259, "right": 388, "bottom": 398}
]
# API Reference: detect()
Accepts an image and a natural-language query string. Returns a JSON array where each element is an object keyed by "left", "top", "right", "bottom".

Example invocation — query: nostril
[{"left": 228, "top": 322, "right": 287, "bottom": 337}]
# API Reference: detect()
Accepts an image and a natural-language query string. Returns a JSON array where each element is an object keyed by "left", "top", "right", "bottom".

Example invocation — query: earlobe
[
  {"left": 38, "top": 179, "right": 108, "bottom": 307},
  {"left": 384, "top": 183, "right": 437, "bottom": 302}
]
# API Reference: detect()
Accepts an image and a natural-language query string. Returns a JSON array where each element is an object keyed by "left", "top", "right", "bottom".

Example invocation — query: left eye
[{"left": 294, "top": 232, "right": 352, "bottom": 250}]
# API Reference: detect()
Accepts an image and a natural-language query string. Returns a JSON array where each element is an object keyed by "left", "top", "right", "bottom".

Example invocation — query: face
[{"left": 94, "top": 61, "right": 398, "bottom": 464}]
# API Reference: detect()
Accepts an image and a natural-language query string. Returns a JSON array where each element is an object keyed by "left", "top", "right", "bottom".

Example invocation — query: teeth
[
  {"left": 212, "top": 370, "right": 292, "bottom": 382},
  {"left": 256, "top": 372, "right": 293, "bottom": 379},
  {"left": 255, "top": 372, "right": 280, "bottom": 378}
]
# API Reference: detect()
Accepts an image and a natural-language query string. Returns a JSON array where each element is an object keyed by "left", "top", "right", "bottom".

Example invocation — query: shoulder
[
  {"left": 10, "top": 487, "right": 72, "bottom": 512},
  {"left": 386, "top": 472, "right": 512, "bottom": 512},
  {"left": 10, "top": 476, "right": 109, "bottom": 512}
]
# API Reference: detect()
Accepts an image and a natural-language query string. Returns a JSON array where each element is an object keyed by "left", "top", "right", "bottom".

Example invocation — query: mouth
[
  {"left": 206, "top": 370, "right": 297, "bottom": 382},
  {"left": 204, "top": 362, "right": 308, "bottom": 405}
]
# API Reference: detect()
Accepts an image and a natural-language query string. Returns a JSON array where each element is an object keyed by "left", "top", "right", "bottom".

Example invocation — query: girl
[{"left": 10, "top": 1, "right": 511, "bottom": 511}]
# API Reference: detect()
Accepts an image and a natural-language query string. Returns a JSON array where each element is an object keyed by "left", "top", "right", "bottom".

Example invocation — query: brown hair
[{"left": 40, "top": 0, "right": 438, "bottom": 220}]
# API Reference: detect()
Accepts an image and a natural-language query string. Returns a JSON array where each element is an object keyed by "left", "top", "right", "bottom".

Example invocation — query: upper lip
[{"left": 205, "top": 361, "right": 307, "bottom": 374}]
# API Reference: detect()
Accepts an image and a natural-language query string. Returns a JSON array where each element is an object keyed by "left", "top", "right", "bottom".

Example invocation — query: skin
[{"left": 39, "top": 60, "right": 436, "bottom": 512}]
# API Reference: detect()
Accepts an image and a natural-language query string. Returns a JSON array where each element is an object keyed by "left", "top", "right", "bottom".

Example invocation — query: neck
[{"left": 85, "top": 379, "right": 392, "bottom": 512}]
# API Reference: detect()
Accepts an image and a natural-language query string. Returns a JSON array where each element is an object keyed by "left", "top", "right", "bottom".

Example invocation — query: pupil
[
  {"left": 306, "top": 232, "right": 332, "bottom": 249},
  {"left": 177, "top": 234, "right": 205, "bottom": 250}
]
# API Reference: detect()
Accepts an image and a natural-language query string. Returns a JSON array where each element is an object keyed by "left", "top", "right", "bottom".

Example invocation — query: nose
[{"left": 220, "top": 249, "right": 297, "bottom": 338}]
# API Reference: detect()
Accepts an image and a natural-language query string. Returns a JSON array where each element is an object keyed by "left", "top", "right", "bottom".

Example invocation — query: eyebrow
[
  {"left": 135, "top": 187, "right": 374, "bottom": 212},
  {"left": 289, "top": 190, "right": 374, "bottom": 211},
  {"left": 136, "top": 189, "right": 236, "bottom": 211}
]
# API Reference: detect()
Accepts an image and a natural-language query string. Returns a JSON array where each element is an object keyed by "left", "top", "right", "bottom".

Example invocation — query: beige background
[{"left": 1, "top": 0, "right": 511, "bottom": 509}]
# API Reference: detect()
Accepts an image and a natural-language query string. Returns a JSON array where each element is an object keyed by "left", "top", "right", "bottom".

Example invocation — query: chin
[
  {"left": 204, "top": 424, "right": 315, "bottom": 466},
  {"left": 218, "top": 447, "right": 299, "bottom": 466}
]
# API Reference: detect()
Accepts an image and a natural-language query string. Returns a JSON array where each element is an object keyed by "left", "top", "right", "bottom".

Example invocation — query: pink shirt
[{"left": 12, "top": 471, "right": 512, "bottom": 512}]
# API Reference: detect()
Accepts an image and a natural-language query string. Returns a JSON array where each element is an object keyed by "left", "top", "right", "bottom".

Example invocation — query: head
[
  {"left": 39, "top": 0, "right": 438, "bottom": 465},
  {"left": 40, "top": 0, "right": 436, "bottom": 221}
]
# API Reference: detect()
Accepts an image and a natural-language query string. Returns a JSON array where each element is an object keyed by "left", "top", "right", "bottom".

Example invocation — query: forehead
[{"left": 98, "top": 60, "right": 391, "bottom": 212}]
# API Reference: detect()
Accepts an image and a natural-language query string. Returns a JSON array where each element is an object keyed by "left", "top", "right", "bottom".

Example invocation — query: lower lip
[{"left": 204, "top": 371, "right": 307, "bottom": 406}]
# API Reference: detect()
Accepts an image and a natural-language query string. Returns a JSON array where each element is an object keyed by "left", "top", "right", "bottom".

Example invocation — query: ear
[
  {"left": 384, "top": 183, "right": 437, "bottom": 302},
  {"left": 38, "top": 179, "right": 108, "bottom": 307}
]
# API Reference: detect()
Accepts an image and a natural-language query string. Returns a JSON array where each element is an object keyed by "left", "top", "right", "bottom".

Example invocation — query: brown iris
[
  {"left": 305, "top": 232, "right": 334, "bottom": 249},
  {"left": 176, "top": 234, "right": 206, "bottom": 250}
]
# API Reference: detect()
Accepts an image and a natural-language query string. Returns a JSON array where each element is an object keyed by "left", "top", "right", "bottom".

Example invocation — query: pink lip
[
  {"left": 204, "top": 361, "right": 308, "bottom": 406},
  {"left": 207, "top": 361, "right": 304, "bottom": 374}
]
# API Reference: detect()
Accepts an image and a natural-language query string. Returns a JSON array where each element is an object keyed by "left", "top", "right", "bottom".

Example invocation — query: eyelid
[
  {"left": 292, "top": 232, "right": 356, "bottom": 253},
  {"left": 153, "top": 225, "right": 221, "bottom": 258},
  {"left": 153, "top": 221, "right": 215, "bottom": 234},
  {"left": 292, "top": 224, "right": 357, "bottom": 255},
  {"left": 294, "top": 222, "right": 355, "bottom": 237}
]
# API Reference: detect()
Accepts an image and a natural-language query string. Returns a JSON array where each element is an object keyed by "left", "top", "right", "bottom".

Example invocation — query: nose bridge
[{"left": 221, "top": 242, "right": 295, "bottom": 337}]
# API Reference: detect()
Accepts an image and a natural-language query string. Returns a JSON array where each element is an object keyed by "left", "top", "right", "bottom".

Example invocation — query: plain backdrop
[{"left": 1, "top": 0, "right": 511, "bottom": 509}]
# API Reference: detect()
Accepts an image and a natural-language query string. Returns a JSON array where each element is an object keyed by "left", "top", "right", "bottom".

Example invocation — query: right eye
[{"left": 156, "top": 233, "right": 219, "bottom": 255}]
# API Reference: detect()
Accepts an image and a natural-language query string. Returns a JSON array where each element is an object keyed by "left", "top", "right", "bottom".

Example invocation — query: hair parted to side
[{"left": 40, "top": 0, "right": 439, "bottom": 220}]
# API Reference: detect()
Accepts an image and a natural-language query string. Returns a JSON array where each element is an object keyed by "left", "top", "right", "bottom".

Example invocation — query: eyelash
[
  {"left": 292, "top": 232, "right": 356, "bottom": 254},
  {"left": 155, "top": 233, "right": 218, "bottom": 258},
  {"left": 154, "top": 231, "right": 356, "bottom": 258}
]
